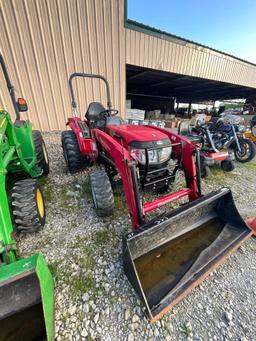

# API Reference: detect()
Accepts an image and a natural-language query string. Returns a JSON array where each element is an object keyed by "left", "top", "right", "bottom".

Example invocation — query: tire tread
[
  {"left": 33, "top": 130, "right": 50, "bottom": 175},
  {"left": 89, "top": 170, "right": 114, "bottom": 217},
  {"left": 11, "top": 179, "right": 45, "bottom": 233},
  {"left": 61, "top": 130, "right": 88, "bottom": 172}
]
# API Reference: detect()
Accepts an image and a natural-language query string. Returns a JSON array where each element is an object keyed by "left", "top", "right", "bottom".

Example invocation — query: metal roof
[
  {"left": 125, "top": 19, "right": 256, "bottom": 68},
  {"left": 127, "top": 64, "right": 256, "bottom": 103}
]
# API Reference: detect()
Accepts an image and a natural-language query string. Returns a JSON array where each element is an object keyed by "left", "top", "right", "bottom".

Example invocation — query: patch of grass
[
  {"left": 239, "top": 160, "right": 256, "bottom": 172},
  {"left": 71, "top": 274, "right": 95, "bottom": 297},
  {"left": 38, "top": 177, "right": 53, "bottom": 203},
  {"left": 79, "top": 249, "right": 96, "bottom": 269},
  {"left": 204, "top": 165, "right": 236, "bottom": 187},
  {"left": 180, "top": 322, "right": 192, "bottom": 337},
  {"left": 94, "top": 229, "right": 111, "bottom": 245},
  {"left": 79, "top": 178, "right": 91, "bottom": 196},
  {"left": 47, "top": 260, "right": 75, "bottom": 284},
  {"left": 48, "top": 261, "right": 59, "bottom": 277},
  {"left": 40, "top": 178, "right": 84, "bottom": 217},
  {"left": 60, "top": 312, "right": 68, "bottom": 324},
  {"left": 69, "top": 270, "right": 107, "bottom": 300},
  {"left": 114, "top": 193, "right": 127, "bottom": 210},
  {"left": 52, "top": 261, "right": 98, "bottom": 299},
  {"left": 86, "top": 336, "right": 94, "bottom": 341}
]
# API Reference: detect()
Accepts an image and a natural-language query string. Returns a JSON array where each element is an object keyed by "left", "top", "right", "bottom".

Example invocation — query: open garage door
[{"left": 126, "top": 64, "right": 256, "bottom": 115}]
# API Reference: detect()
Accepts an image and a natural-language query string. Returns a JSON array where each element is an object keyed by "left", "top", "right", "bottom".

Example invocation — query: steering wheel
[{"left": 98, "top": 109, "right": 118, "bottom": 120}]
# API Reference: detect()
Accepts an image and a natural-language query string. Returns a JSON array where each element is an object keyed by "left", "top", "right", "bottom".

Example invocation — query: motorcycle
[
  {"left": 210, "top": 113, "right": 256, "bottom": 163},
  {"left": 180, "top": 115, "right": 235, "bottom": 178}
]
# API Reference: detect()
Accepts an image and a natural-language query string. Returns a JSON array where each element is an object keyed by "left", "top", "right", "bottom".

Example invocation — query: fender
[{"left": 68, "top": 117, "right": 98, "bottom": 160}]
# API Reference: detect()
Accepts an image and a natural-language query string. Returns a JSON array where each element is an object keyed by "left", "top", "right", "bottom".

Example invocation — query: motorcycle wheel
[{"left": 234, "top": 138, "right": 256, "bottom": 163}]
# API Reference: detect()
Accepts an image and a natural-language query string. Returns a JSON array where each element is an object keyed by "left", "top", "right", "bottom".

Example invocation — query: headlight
[
  {"left": 129, "top": 146, "right": 172, "bottom": 165},
  {"left": 237, "top": 125, "right": 245, "bottom": 133}
]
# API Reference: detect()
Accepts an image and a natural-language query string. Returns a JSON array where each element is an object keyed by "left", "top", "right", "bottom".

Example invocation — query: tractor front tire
[
  {"left": 90, "top": 170, "right": 114, "bottom": 217},
  {"left": 11, "top": 179, "right": 46, "bottom": 233},
  {"left": 33, "top": 130, "right": 50, "bottom": 175},
  {"left": 61, "top": 131, "right": 88, "bottom": 173}
]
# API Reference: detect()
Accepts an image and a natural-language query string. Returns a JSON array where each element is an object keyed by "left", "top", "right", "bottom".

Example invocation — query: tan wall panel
[
  {"left": 125, "top": 28, "right": 256, "bottom": 88},
  {"left": 0, "top": 0, "right": 125, "bottom": 131},
  {"left": 1, "top": 0, "right": 256, "bottom": 131}
]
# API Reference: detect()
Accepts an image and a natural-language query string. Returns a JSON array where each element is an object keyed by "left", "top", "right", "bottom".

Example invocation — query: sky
[{"left": 128, "top": 0, "right": 256, "bottom": 63}]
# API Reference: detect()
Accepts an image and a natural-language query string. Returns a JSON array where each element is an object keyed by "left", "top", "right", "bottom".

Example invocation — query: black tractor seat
[
  {"left": 85, "top": 101, "right": 123, "bottom": 129},
  {"left": 85, "top": 102, "right": 106, "bottom": 121}
]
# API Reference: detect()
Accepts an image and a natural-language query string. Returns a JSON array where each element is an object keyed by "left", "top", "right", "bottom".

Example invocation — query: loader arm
[
  {"left": 92, "top": 128, "right": 140, "bottom": 227},
  {"left": 0, "top": 54, "right": 54, "bottom": 340},
  {"left": 0, "top": 110, "right": 42, "bottom": 177},
  {"left": 93, "top": 127, "right": 200, "bottom": 229},
  {"left": 0, "top": 171, "right": 17, "bottom": 264}
]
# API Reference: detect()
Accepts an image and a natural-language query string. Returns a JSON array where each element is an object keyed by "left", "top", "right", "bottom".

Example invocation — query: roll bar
[
  {"left": 68, "top": 73, "right": 112, "bottom": 111},
  {"left": 0, "top": 53, "right": 20, "bottom": 120}
]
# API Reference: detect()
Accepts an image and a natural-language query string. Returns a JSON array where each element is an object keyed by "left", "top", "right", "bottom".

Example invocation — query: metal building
[{"left": 0, "top": 0, "right": 256, "bottom": 130}]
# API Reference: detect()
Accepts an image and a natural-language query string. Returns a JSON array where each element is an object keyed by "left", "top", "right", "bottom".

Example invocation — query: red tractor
[
  {"left": 62, "top": 74, "right": 202, "bottom": 228},
  {"left": 62, "top": 73, "right": 256, "bottom": 322}
]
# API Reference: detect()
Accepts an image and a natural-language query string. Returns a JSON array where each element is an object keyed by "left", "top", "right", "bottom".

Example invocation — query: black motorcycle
[
  {"left": 181, "top": 116, "right": 235, "bottom": 177},
  {"left": 210, "top": 114, "right": 256, "bottom": 163}
]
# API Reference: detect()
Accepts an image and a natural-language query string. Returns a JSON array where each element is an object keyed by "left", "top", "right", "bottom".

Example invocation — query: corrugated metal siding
[
  {"left": 125, "top": 28, "right": 256, "bottom": 89},
  {"left": 0, "top": 0, "right": 125, "bottom": 131},
  {"left": 1, "top": 0, "right": 256, "bottom": 131}
]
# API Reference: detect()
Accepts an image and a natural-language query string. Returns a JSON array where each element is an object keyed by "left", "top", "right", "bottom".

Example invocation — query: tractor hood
[{"left": 107, "top": 124, "right": 170, "bottom": 148}]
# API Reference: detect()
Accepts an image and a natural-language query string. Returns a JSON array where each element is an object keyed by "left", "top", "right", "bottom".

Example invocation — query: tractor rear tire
[
  {"left": 33, "top": 130, "right": 50, "bottom": 175},
  {"left": 90, "top": 170, "right": 114, "bottom": 217},
  {"left": 11, "top": 179, "right": 46, "bottom": 233},
  {"left": 61, "top": 130, "right": 88, "bottom": 173}
]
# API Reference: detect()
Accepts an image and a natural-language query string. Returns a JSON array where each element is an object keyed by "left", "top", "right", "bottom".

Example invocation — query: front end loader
[
  {"left": 0, "top": 54, "right": 54, "bottom": 340},
  {"left": 62, "top": 72, "right": 256, "bottom": 322}
]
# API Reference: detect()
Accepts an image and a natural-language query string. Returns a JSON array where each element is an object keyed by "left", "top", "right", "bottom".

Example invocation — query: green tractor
[{"left": 0, "top": 54, "right": 54, "bottom": 340}]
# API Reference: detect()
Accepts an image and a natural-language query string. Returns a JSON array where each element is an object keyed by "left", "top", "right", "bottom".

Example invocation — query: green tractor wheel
[
  {"left": 33, "top": 130, "right": 50, "bottom": 175},
  {"left": 11, "top": 179, "right": 46, "bottom": 233}
]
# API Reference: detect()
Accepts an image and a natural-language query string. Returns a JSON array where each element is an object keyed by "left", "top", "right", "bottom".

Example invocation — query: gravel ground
[{"left": 18, "top": 132, "right": 256, "bottom": 341}]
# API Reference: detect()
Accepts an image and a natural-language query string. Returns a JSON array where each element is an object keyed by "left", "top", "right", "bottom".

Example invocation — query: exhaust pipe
[{"left": 123, "top": 188, "right": 254, "bottom": 322}]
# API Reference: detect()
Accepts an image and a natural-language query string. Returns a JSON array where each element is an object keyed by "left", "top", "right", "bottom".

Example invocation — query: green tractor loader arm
[
  {"left": 0, "top": 110, "right": 42, "bottom": 177},
  {"left": 0, "top": 54, "right": 54, "bottom": 340},
  {"left": 0, "top": 169, "right": 16, "bottom": 264},
  {"left": 0, "top": 118, "right": 54, "bottom": 339}
]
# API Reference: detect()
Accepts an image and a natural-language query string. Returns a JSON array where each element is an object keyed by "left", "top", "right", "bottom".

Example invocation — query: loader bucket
[
  {"left": 0, "top": 253, "right": 54, "bottom": 341},
  {"left": 123, "top": 188, "right": 253, "bottom": 322}
]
